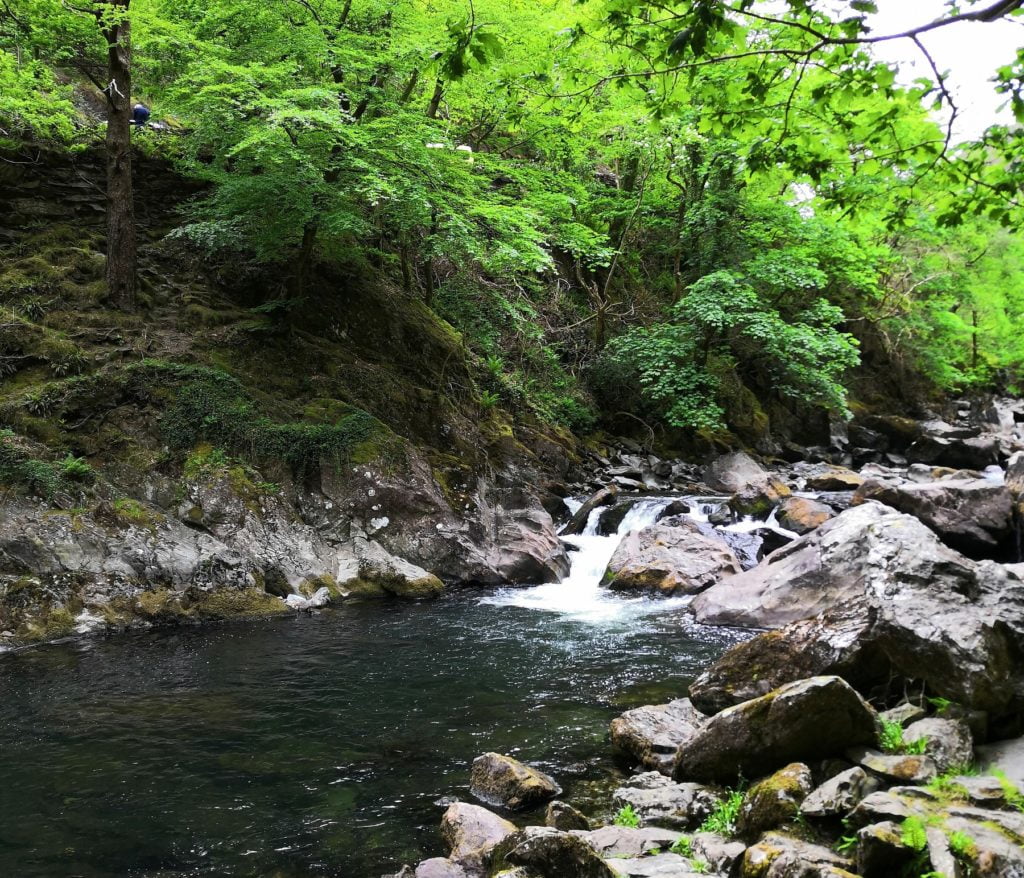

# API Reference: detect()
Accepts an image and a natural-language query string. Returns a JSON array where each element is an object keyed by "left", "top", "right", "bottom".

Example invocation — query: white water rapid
[{"left": 480, "top": 497, "right": 693, "bottom": 623}]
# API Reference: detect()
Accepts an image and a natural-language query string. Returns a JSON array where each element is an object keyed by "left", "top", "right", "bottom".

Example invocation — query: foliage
[
  {"left": 698, "top": 788, "right": 744, "bottom": 836},
  {"left": 612, "top": 804, "right": 640, "bottom": 828},
  {"left": 669, "top": 836, "right": 692, "bottom": 857},
  {"left": 900, "top": 816, "right": 928, "bottom": 852}
]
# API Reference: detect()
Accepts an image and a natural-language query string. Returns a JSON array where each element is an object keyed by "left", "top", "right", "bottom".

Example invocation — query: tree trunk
[
  {"left": 101, "top": 1, "right": 135, "bottom": 311},
  {"left": 426, "top": 79, "right": 444, "bottom": 119}
]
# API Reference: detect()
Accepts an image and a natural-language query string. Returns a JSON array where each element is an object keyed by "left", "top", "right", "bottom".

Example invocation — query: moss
[
  {"left": 18, "top": 605, "right": 77, "bottom": 641},
  {"left": 110, "top": 498, "right": 161, "bottom": 532},
  {"left": 188, "top": 588, "right": 287, "bottom": 620},
  {"left": 133, "top": 588, "right": 188, "bottom": 622},
  {"left": 299, "top": 574, "right": 342, "bottom": 599}
]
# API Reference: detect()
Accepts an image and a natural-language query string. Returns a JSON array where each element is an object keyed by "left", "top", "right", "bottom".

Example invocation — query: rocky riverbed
[{"left": 387, "top": 398, "right": 1024, "bottom": 878}]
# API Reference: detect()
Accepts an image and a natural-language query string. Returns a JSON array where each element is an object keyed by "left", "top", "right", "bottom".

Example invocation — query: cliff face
[{"left": 0, "top": 149, "right": 576, "bottom": 646}]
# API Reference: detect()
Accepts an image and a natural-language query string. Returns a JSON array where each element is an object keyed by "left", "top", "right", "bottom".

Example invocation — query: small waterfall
[{"left": 480, "top": 497, "right": 689, "bottom": 622}]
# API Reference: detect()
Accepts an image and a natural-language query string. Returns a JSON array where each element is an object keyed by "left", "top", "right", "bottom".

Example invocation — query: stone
[
  {"left": 740, "top": 831, "right": 855, "bottom": 877},
  {"left": 502, "top": 827, "right": 617, "bottom": 878},
  {"left": 851, "top": 478, "right": 1013, "bottom": 556},
  {"left": 1007, "top": 451, "right": 1024, "bottom": 498},
  {"left": 847, "top": 748, "right": 938, "bottom": 785},
  {"left": 803, "top": 466, "right": 864, "bottom": 492},
  {"left": 563, "top": 487, "right": 619, "bottom": 536},
  {"left": 572, "top": 826, "right": 683, "bottom": 858},
  {"left": 673, "top": 676, "right": 879, "bottom": 784},
  {"left": 801, "top": 767, "right": 879, "bottom": 818},
  {"left": 612, "top": 772, "right": 722, "bottom": 830},
  {"left": 702, "top": 452, "right": 772, "bottom": 494},
  {"left": 546, "top": 801, "right": 589, "bottom": 831},
  {"left": 775, "top": 496, "right": 833, "bottom": 535},
  {"left": 688, "top": 504, "right": 1024, "bottom": 720},
  {"left": 855, "top": 821, "right": 919, "bottom": 878},
  {"left": 470, "top": 753, "right": 561, "bottom": 811},
  {"left": 604, "top": 853, "right": 707, "bottom": 877},
  {"left": 902, "top": 718, "right": 973, "bottom": 773},
  {"left": 441, "top": 802, "right": 518, "bottom": 862},
  {"left": 975, "top": 735, "right": 1024, "bottom": 787},
  {"left": 603, "top": 521, "right": 742, "bottom": 596},
  {"left": 879, "top": 703, "right": 926, "bottom": 728},
  {"left": 610, "top": 700, "right": 708, "bottom": 774},
  {"left": 415, "top": 859, "right": 469, "bottom": 878},
  {"left": 906, "top": 433, "right": 1000, "bottom": 470},
  {"left": 736, "top": 763, "right": 812, "bottom": 839},
  {"left": 690, "top": 833, "right": 746, "bottom": 872}
]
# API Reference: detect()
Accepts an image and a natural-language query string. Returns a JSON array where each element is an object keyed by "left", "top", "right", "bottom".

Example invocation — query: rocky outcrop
[
  {"left": 736, "top": 763, "right": 812, "bottom": 840},
  {"left": 689, "top": 504, "right": 1024, "bottom": 719},
  {"left": 673, "top": 677, "right": 879, "bottom": 783},
  {"left": 603, "top": 521, "right": 741, "bottom": 596},
  {"left": 610, "top": 699, "right": 708, "bottom": 774},
  {"left": 562, "top": 487, "right": 619, "bottom": 536},
  {"left": 469, "top": 753, "right": 561, "bottom": 811},
  {"left": 852, "top": 477, "right": 1013, "bottom": 556},
  {"left": 902, "top": 718, "right": 973, "bottom": 773}
]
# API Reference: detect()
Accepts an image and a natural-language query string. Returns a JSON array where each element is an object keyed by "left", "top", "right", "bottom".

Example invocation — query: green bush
[{"left": 612, "top": 804, "right": 640, "bottom": 828}]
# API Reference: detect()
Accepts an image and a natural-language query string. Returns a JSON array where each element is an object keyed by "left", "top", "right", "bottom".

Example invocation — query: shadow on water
[{"left": 0, "top": 590, "right": 746, "bottom": 877}]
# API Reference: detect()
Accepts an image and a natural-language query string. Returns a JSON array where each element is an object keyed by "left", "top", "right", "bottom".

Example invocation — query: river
[{"left": 0, "top": 499, "right": 752, "bottom": 877}]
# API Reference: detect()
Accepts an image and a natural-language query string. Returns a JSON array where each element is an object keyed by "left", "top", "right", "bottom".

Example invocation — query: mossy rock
[{"left": 187, "top": 588, "right": 287, "bottom": 620}]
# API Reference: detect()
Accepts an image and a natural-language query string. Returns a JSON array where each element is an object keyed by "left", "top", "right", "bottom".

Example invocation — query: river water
[{"left": 0, "top": 499, "right": 749, "bottom": 877}]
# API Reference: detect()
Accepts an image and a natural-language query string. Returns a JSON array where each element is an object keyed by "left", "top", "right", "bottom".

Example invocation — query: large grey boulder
[
  {"left": 571, "top": 826, "right": 683, "bottom": 859},
  {"left": 775, "top": 496, "right": 833, "bottom": 535},
  {"left": 688, "top": 504, "right": 1024, "bottom": 719},
  {"left": 502, "top": 827, "right": 617, "bottom": 878},
  {"left": 441, "top": 802, "right": 517, "bottom": 863},
  {"left": 604, "top": 520, "right": 741, "bottom": 596},
  {"left": 740, "top": 832, "right": 855, "bottom": 877},
  {"left": 801, "top": 767, "right": 879, "bottom": 818},
  {"left": 673, "top": 677, "right": 879, "bottom": 783},
  {"left": 736, "top": 763, "right": 813, "bottom": 840},
  {"left": 702, "top": 452, "right": 772, "bottom": 494},
  {"left": 902, "top": 718, "right": 973, "bottom": 774},
  {"left": 691, "top": 502, "right": 934, "bottom": 628},
  {"left": 610, "top": 699, "right": 708, "bottom": 774},
  {"left": 470, "top": 753, "right": 561, "bottom": 811},
  {"left": 612, "top": 772, "right": 722, "bottom": 830},
  {"left": 852, "top": 477, "right": 1013, "bottom": 555},
  {"left": 906, "top": 433, "right": 1000, "bottom": 470}
]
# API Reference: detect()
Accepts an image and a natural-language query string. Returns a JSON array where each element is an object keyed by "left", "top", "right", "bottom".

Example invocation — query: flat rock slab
[
  {"left": 572, "top": 826, "right": 683, "bottom": 858},
  {"left": 606, "top": 853, "right": 716, "bottom": 877}
]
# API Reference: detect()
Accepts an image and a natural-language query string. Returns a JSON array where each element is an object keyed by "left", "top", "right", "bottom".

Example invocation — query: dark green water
[{"left": 0, "top": 591, "right": 745, "bottom": 877}]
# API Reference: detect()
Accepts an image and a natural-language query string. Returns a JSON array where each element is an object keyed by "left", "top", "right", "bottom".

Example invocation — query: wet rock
[
  {"left": 702, "top": 452, "right": 773, "bottom": 494},
  {"left": 852, "top": 478, "right": 1013, "bottom": 556},
  {"left": 353, "top": 539, "right": 445, "bottom": 598},
  {"left": 1007, "top": 451, "right": 1024, "bottom": 497},
  {"left": 610, "top": 699, "right": 708, "bottom": 774},
  {"left": 562, "top": 487, "right": 619, "bottom": 536},
  {"left": 740, "top": 831, "right": 855, "bottom": 877},
  {"left": 775, "top": 496, "right": 833, "bottom": 535},
  {"left": 597, "top": 501, "right": 635, "bottom": 536},
  {"left": 603, "top": 520, "right": 741, "bottom": 596},
  {"left": 470, "top": 753, "right": 561, "bottom": 811},
  {"left": 673, "top": 676, "right": 879, "bottom": 784},
  {"left": 612, "top": 772, "right": 722, "bottom": 829},
  {"left": 847, "top": 748, "right": 938, "bottom": 784},
  {"left": 855, "top": 821, "right": 919, "bottom": 877},
  {"left": 546, "top": 801, "right": 589, "bottom": 831},
  {"left": 502, "top": 827, "right": 617, "bottom": 878},
  {"left": 801, "top": 767, "right": 879, "bottom": 818},
  {"left": 415, "top": 859, "right": 469, "bottom": 878},
  {"left": 572, "top": 825, "right": 682, "bottom": 858},
  {"left": 441, "top": 802, "right": 518, "bottom": 863},
  {"left": 902, "top": 718, "right": 973, "bottom": 773},
  {"left": 803, "top": 466, "right": 864, "bottom": 492},
  {"left": 690, "top": 833, "right": 746, "bottom": 872},
  {"left": 736, "top": 763, "right": 812, "bottom": 839}
]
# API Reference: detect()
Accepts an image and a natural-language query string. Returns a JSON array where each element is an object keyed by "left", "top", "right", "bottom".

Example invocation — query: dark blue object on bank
[{"left": 131, "top": 103, "right": 150, "bottom": 127}]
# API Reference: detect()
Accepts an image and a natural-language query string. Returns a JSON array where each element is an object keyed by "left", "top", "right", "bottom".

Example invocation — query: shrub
[
  {"left": 698, "top": 788, "right": 744, "bottom": 835},
  {"left": 612, "top": 804, "right": 640, "bottom": 828}
]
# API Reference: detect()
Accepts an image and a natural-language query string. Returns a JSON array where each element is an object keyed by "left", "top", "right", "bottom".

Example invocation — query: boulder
[
  {"left": 852, "top": 478, "right": 1013, "bottom": 556},
  {"left": 975, "top": 735, "right": 1024, "bottom": 787},
  {"left": 673, "top": 677, "right": 879, "bottom": 783},
  {"left": 878, "top": 703, "right": 926, "bottom": 728},
  {"left": 803, "top": 466, "right": 864, "bottom": 492},
  {"left": 702, "top": 452, "right": 772, "bottom": 494},
  {"left": 546, "top": 801, "right": 589, "bottom": 831},
  {"left": 847, "top": 748, "right": 938, "bottom": 785},
  {"left": 612, "top": 772, "right": 722, "bottom": 830},
  {"left": 1007, "top": 451, "right": 1024, "bottom": 498},
  {"left": 688, "top": 601, "right": 876, "bottom": 715},
  {"left": 441, "top": 802, "right": 518, "bottom": 863},
  {"left": 603, "top": 521, "right": 742, "bottom": 596},
  {"left": 859, "top": 415, "right": 924, "bottom": 450},
  {"left": 801, "top": 767, "right": 879, "bottom": 818},
  {"left": 604, "top": 853, "right": 708, "bottom": 877},
  {"left": 571, "top": 826, "right": 683, "bottom": 859},
  {"left": 562, "top": 487, "right": 619, "bottom": 537},
  {"left": 902, "top": 718, "right": 973, "bottom": 773},
  {"left": 736, "top": 763, "right": 812, "bottom": 839},
  {"left": 502, "top": 827, "right": 617, "bottom": 878},
  {"left": 740, "top": 832, "right": 855, "bottom": 877},
  {"left": 689, "top": 505, "right": 1024, "bottom": 720},
  {"left": 906, "top": 434, "right": 1000, "bottom": 470},
  {"left": 691, "top": 503, "right": 922, "bottom": 628},
  {"left": 610, "top": 699, "right": 708, "bottom": 774},
  {"left": 855, "top": 821, "right": 919, "bottom": 878},
  {"left": 690, "top": 833, "right": 746, "bottom": 872},
  {"left": 775, "top": 496, "right": 833, "bottom": 535},
  {"left": 415, "top": 859, "right": 469, "bottom": 878},
  {"left": 470, "top": 753, "right": 561, "bottom": 811}
]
